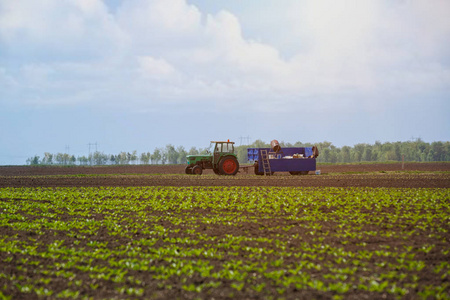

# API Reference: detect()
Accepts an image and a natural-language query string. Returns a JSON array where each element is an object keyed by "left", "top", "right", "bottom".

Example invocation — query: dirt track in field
[{"left": 0, "top": 163, "right": 449, "bottom": 188}]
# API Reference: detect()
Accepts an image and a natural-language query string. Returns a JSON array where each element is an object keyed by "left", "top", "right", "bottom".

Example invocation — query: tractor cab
[{"left": 210, "top": 141, "right": 235, "bottom": 164}]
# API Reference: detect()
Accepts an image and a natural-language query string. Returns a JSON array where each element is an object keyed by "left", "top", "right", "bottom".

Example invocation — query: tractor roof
[{"left": 210, "top": 141, "right": 235, "bottom": 144}]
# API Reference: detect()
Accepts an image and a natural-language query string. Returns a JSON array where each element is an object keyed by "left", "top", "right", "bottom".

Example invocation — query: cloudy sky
[{"left": 1, "top": 0, "right": 449, "bottom": 164}]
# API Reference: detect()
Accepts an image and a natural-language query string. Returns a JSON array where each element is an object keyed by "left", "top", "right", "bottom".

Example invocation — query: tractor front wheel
[
  {"left": 185, "top": 166, "right": 193, "bottom": 174},
  {"left": 219, "top": 156, "right": 239, "bottom": 176},
  {"left": 192, "top": 165, "right": 203, "bottom": 175}
]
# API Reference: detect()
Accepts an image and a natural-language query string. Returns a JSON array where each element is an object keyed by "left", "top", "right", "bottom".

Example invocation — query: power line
[
  {"left": 239, "top": 136, "right": 250, "bottom": 145},
  {"left": 87, "top": 142, "right": 98, "bottom": 156}
]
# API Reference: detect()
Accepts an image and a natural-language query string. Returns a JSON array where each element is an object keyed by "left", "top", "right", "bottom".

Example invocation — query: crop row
[{"left": 0, "top": 186, "right": 449, "bottom": 299}]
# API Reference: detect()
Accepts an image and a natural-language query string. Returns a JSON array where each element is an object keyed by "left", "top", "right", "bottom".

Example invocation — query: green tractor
[{"left": 185, "top": 141, "right": 240, "bottom": 175}]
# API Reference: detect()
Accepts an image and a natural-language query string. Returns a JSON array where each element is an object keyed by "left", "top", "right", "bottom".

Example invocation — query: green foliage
[
  {"left": 27, "top": 139, "right": 450, "bottom": 165},
  {"left": 0, "top": 186, "right": 448, "bottom": 299},
  {"left": 314, "top": 139, "right": 450, "bottom": 163}
]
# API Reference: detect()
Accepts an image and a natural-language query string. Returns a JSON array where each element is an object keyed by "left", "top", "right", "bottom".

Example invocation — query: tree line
[{"left": 26, "top": 139, "right": 449, "bottom": 166}]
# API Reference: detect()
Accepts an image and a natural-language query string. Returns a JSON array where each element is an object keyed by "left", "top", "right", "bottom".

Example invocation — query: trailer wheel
[
  {"left": 192, "top": 165, "right": 203, "bottom": 175},
  {"left": 185, "top": 166, "right": 193, "bottom": 174},
  {"left": 219, "top": 156, "right": 239, "bottom": 175},
  {"left": 290, "top": 171, "right": 309, "bottom": 175},
  {"left": 254, "top": 162, "right": 264, "bottom": 175}
]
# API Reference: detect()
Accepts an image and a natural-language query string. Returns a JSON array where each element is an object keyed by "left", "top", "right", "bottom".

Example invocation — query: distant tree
[
  {"left": 129, "top": 150, "right": 138, "bottom": 164},
  {"left": 340, "top": 146, "right": 351, "bottom": 163},
  {"left": 78, "top": 156, "right": 89, "bottom": 165},
  {"left": 25, "top": 139, "right": 450, "bottom": 166},
  {"left": 445, "top": 142, "right": 450, "bottom": 161},
  {"left": 161, "top": 152, "right": 167, "bottom": 165},
  {"left": 235, "top": 145, "right": 249, "bottom": 163},
  {"left": 117, "top": 152, "right": 129, "bottom": 164},
  {"left": 152, "top": 148, "right": 162, "bottom": 164},
  {"left": 293, "top": 141, "right": 312, "bottom": 147},
  {"left": 53, "top": 153, "right": 70, "bottom": 165},
  {"left": 188, "top": 147, "right": 199, "bottom": 155},
  {"left": 362, "top": 147, "right": 373, "bottom": 161},
  {"left": 92, "top": 151, "right": 108, "bottom": 165},
  {"left": 321, "top": 148, "right": 331, "bottom": 162},
  {"left": 280, "top": 141, "right": 293, "bottom": 147},
  {"left": 139, "top": 152, "right": 145, "bottom": 164},
  {"left": 177, "top": 146, "right": 187, "bottom": 164},
  {"left": 27, "top": 155, "right": 40, "bottom": 165},
  {"left": 42, "top": 152, "right": 53, "bottom": 165},
  {"left": 165, "top": 144, "right": 178, "bottom": 164},
  {"left": 251, "top": 139, "right": 270, "bottom": 148},
  {"left": 352, "top": 143, "right": 366, "bottom": 162},
  {"left": 394, "top": 143, "right": 402, "bottom": 161},
  {"left": 431, "top": 141, "right": 445, "bottom": 161},
  {"left": 317, "top": 141, "right": 333, "bottom": 151},
  {"left": 328, "top": 145, "right": 339, "bottom": 163},
  {"left": 199, "top": 147, "right": 209, "bottom": 155},
  {"left": 140, "top": 152, "right": 151, "bottom": 164}
]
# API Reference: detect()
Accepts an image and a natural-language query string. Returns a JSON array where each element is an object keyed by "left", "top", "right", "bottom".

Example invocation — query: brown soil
[
  {"left": 0, "top": 163, "right": 449, "bottom": 188},
  {"left": 0, "top": 163, "right": 449, "bottom": 299}
]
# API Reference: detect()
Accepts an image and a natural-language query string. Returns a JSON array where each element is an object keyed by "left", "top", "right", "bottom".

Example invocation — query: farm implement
[
  {"left": 186, "top": 140, "right": 319, "bottom": 176},
  {"left": 248, "top": 140, "right": 319, "bottom": 176}
]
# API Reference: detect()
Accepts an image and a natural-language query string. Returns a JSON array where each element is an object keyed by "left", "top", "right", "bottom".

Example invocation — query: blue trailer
[{"left": 247, "top": 145, "right": 319, "bottom": 175}]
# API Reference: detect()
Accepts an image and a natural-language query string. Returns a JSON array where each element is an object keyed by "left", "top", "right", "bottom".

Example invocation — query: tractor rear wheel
[
  {"left": 185, "top": 166, "right": 193, "bottom": 174},
  {"left": 213, "top": 168, "right": 221, "bottom": 175},
  {"left": 219, "top": 156, "right": 239, "bottom": 176},
  {"left": 192, "top": 165, "right": 203, "bottom": 175}
]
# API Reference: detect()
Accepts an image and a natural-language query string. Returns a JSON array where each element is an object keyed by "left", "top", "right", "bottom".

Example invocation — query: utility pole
[
  {"left": 65, "top": 145, "right": 70, "bottom": 154},
  {"left": 239, "top": 136, "right": 250, "bottom": 145},
  {"left": 87, "top": 142, "right": 97, "bottom": 166},
  {"left": 88, "top": 142, "right": 98, "bottom": 155}
]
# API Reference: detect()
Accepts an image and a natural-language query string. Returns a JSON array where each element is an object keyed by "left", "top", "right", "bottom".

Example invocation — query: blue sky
[{"left": 1, "top": 0, "right": 449, "bottom": 165}]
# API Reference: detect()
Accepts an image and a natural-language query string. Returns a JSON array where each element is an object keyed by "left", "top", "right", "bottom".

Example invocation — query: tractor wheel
[
  {"left": 213, "top": 168, "right": 221, "bottom": 175},
  {"left": 185, "top": 166, "right": 193, "bottom": 174},
  {"left": 192, "top": 165, "right": 203, "bottom": 175},
  {"left": 219, "top": 156, "right": 239, "bottom": 176}
]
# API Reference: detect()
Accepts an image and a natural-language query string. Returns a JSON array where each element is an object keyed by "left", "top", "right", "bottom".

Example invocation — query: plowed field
[
  {"left": 0, "top": 163, "right": 449, "bottom": 188},
  {"left": 0, "top": 163, "right": 449, "bottom": 299}
]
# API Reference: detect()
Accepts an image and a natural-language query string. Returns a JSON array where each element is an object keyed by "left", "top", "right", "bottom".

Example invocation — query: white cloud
[
  {"left": 0, "top": 67, "right": 17, "bottom": 88},
  {"left": 137, "top": 56, "right": 177, "bottom": 80},
  {"left": 116, "top": 0, "right": 202, "bottom": 54},
  {"left": 0, "top": 0, "right": 126, "bottom": 59},
  {"left": 0, "top": 0, "right": 449, "bottom": 112},
  {"left": 20, "top": 64, "right": 56, "bottom": 89}
]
